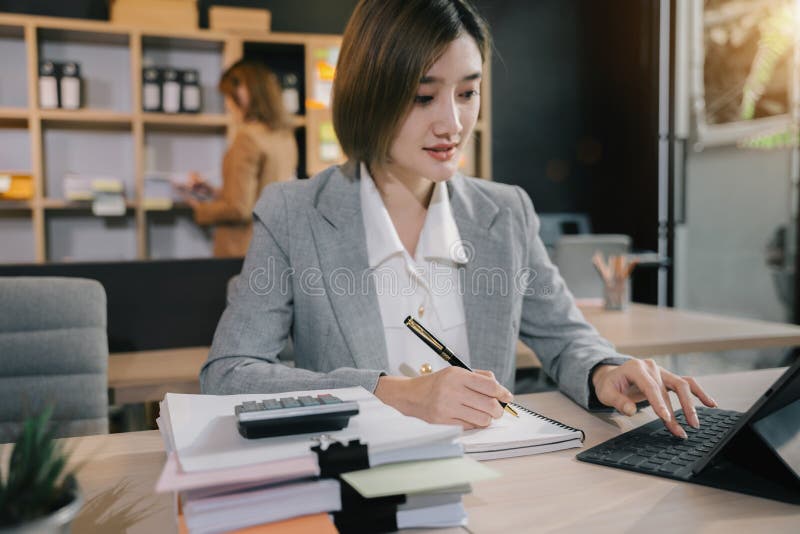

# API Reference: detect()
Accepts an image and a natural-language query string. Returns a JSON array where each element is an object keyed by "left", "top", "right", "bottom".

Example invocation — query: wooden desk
[
  {"left": 107, "top": 304, "right": 800, "bottom": 403},
  {"left": 514, "top": 303, "right": 800, "bottom": 368},
  {"left": 68, "top": 368, "right": 799, "bottom": 533},
  {"left": 108, "top": 347, "right": 208, "bottom": 404},
  {"left": 582, "top": 303, "right": 800, "bottom": 356}
]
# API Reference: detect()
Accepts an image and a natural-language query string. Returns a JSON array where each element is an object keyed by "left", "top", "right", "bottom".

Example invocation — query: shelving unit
[{"left": 0, "top": 12, "right": 492, "bottom": 264}]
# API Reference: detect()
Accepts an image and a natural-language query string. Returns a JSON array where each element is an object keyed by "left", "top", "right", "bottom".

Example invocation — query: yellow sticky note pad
[{"left": 341, "top": 456, "right": 499, "bottom": 499}]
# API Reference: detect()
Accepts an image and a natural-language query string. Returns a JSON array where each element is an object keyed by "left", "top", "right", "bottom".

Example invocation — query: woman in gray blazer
[{"left": 201, "top": 0, "right": 715, "bottom": 438}]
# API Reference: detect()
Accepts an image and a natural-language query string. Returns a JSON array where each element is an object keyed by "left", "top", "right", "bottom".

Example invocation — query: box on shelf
[
  {"left": 209, "top": 6, "right": 270, "bottom": 33},
  {"left": 92, "top": 192, "right": 126, "bottom": 217},
  {"left": 110, "top": 0, "right": 197, "bottom": 31},
  {"left": 0, "top": 173, "right": 34, "bottom": 200}
]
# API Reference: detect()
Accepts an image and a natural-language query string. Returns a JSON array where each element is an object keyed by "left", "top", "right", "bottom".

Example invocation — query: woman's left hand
[{"left": 591, "top": 359, "right": 718, "bottom": 438}]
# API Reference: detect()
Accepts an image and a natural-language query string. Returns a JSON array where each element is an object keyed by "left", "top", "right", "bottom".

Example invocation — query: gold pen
[{"left": 404, "top": 316, "right": 519, "bottom": 417}]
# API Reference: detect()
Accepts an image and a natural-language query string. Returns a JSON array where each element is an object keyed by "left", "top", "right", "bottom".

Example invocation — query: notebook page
[{"left": 458, "top": 407, "right": 582, "bottom": 453}]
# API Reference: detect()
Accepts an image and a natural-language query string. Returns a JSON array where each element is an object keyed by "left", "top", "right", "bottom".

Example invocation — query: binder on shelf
[
  {"left": 162, "top": 68, "right": 181, "bottom": 113},
  {"left": 39, "top": 61, "right": 59, "bottom": 109},
  {"left": 59, "top": 62, "right": 82, "bottom": 110},
  {"left": 180, "top": 69, "right": 202, "bottom": 113},
  {"left": 281, "top": 73, "right": 300, "bottom": 115},
  {"left": 318, "top": 122, "right": 341, "bottom": 163},
  {"left": 142, "top": 67, "right": 162, "bottom": 112},
  {"left": 0, "top": 172, "right": 34, "bottom": 201},
  {"left": 308, "top": 46, "right": 337, "bottom": 110}
]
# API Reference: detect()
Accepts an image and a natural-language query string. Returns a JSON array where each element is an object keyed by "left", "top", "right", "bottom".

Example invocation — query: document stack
[
  {"left": 62, "top": 174, "right": 126, "bottom": 216},
  {"left": 156, "top": 386, "right": 499, "bottom": 533}
]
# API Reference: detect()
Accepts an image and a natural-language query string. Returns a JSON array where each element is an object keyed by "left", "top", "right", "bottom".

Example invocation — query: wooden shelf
[
  {"left": 0, "top": 11, "right": 491, "bottom": 264},
  {"left": 37, "top": 26, "right": 130, "bottom": 47},
  {"left": 143, "top": 113, "right": 229, "bottom": 131},
  {"left": 40, "top": 109, "right": 133, "bottom": 129},
  {"left": 143, "top": 201, "right": 192, "bottom": 212},
  {"left": 0, "top": 200, "right": 33, "bottom": 211},
  {"left": 0, "top": 107, "right": 28, "bottom": 120},
  {"left": 42, "top": 198, "right": 137, "bottom": 211},
  {"left": 141, "top": 33, "right": 226, "bottom": 51},
  {"left": 0, "top": 108, "right": 28, "bottom": 128}
]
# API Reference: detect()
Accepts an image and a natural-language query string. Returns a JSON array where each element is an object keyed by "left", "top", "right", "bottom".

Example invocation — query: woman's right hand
[{"left": 374, "top": 367, "right": 513, "bottom": 429}]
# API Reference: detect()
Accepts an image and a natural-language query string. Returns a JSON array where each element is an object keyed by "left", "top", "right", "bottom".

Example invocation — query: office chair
[
  {"left": 553, "top": 234, "right": 631, "bottom": 299},
  {"left": 538, "top": 212, "right": 592, "bottom": 256},
  {"left": 0, "top": 277, "right": 109, "bottom": 443}
]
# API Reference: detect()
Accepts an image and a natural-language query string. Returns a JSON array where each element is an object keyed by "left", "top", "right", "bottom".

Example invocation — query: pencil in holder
[{"left": 592, "top": 252, "right": 638, "bottom": 311}]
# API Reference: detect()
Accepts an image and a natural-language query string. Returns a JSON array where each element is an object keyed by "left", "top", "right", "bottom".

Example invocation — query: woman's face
[
  {"left": 224, "top": 85, "right": 250, "bottom": 123},
  {"left": 384, "top": 34, "right": 483, "bottom": 183}
]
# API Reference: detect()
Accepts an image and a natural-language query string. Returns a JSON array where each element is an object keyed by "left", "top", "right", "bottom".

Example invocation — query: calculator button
[
  {"left": 298, "top": 396, "right": 321, "bottom": 406},
  {"left": 262, "top": 399, "right": 282, "bottom": 410},
  {"left": 319, "top": 395, "right": 343, "bottom": 405},
  {"left": 241, "top": 401, "right": 260, "bottom": 412},
  {"left": 279, "top": 398, "right": 301, "bottom": 408}
]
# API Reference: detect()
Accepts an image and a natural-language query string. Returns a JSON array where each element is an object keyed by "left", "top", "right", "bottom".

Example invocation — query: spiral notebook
[{"left": 458, "top": 403, "right": 585, "bottom": 460}]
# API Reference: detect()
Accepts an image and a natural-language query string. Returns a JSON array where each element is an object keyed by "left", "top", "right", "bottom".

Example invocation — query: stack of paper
[
  {"left": 157, "top": 387, "right": 499, "bottom": 533},
  {"left": 62, "top": 174, "right": 127, "bottom": 216},
  {"left": 63, "top": 174, "right": 94, "bottom": 201}
]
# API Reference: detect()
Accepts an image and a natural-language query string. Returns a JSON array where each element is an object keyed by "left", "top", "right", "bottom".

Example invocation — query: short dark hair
[{"left": 333, "top": 0, "right": 490, "bottom": 165}]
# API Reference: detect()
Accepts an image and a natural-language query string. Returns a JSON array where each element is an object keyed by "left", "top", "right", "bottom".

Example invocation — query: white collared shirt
[{"left": 359, "top": 163, "right": 471, "bottom": 377}]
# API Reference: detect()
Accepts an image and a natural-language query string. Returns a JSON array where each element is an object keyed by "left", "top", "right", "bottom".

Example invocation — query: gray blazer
[{"left": 200, "top": 163, "right": 630, "bottom": 408}]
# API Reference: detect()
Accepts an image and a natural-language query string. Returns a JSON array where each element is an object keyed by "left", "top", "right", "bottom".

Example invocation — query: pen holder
[
  {"left": 592, "top": 252, "right": 637, "bottom": 311},
  {"left": 603, "top": 277, "right": 629, "bottom": 311}
]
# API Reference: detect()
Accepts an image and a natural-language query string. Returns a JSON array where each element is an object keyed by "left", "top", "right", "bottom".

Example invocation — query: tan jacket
[{"left": 193, "top": 122, "right": 298, "bottom": 257}]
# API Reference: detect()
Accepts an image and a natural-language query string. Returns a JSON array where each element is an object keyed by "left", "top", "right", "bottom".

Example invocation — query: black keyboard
[{"left": 577, "top": 407, "right": 742, "bottom": 480}]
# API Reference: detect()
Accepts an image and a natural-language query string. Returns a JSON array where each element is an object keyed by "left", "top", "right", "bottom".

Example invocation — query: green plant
[{"left": 0, "top": 407, "right": 77, "bottom": 526}]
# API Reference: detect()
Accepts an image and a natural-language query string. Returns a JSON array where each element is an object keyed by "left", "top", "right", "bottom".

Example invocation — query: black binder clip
[{"left": 311, "top": 437, "right": 369, "bottom": 478}]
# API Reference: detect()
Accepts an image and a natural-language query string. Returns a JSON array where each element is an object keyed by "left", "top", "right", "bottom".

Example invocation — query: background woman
[{"left": 188, "top": 60, "right": 298, "bottom": 258}]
